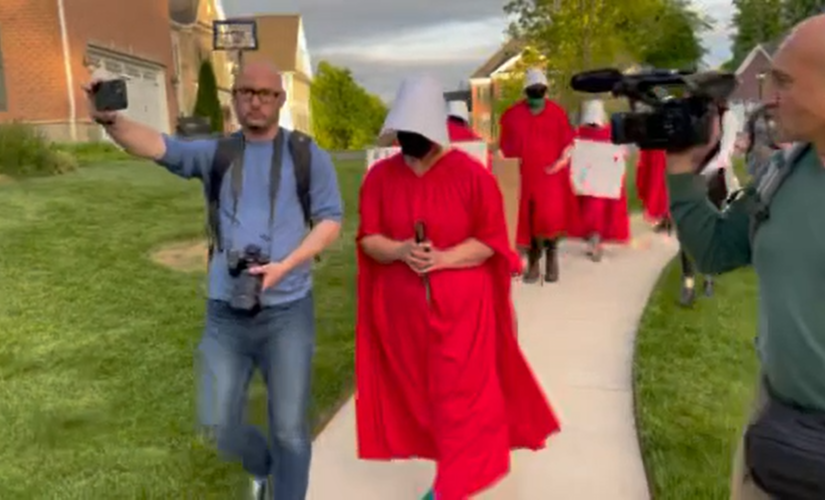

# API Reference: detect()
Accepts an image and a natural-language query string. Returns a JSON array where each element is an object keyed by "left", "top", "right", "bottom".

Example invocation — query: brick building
[{"left": 0, "top": 0, "right": 178, "bottom": 141}]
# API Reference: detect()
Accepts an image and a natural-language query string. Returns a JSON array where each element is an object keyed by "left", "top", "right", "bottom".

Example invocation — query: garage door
[{"left": 87, "top": 51, "right": 170, "bottom": 135}]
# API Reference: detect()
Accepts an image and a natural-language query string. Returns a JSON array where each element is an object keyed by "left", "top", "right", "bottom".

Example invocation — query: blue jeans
[{"left": 197, "top": 294, "right": 315, "bottom": 500}]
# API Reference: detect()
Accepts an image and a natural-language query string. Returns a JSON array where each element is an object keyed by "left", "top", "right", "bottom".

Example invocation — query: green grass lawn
[
  {"left": 0, "top": 159, "right": 362, "bottom": 498},
  {"left": 634, "top": 261, "right": 760, "bottom": 499}
]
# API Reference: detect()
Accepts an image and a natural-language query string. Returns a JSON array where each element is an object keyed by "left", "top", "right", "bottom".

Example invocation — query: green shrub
[
  {"left": 193, "top": 59, "right": 224, "bottom": 133},
  {"left": 52, "top": 141, "right": 131, "bottom": 164},
  {"left": 0, "top": 122, "right": 78, "bottom": 177}
]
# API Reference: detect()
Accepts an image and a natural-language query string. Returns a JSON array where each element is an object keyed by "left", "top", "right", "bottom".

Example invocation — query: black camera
[
  {"left": 226, "top": 244, "right": 269, "bottom": 312},
  {"left": 570, "top": 68, "right": 737, "bottom": 152},
  {"left": 92, "top": 79, "right": 129, "bottom": 112}
]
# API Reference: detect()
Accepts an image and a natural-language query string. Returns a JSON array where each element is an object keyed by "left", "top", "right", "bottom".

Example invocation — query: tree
[
  {"left": 730, "top": 0, "right": 785, "bottom": 68},
  {"left": 782, "top": 0, "right": 825, "bottom": 28},
  {"left": 505, "top": 0, "right": 709, "bottom": 110},
  {"left": 193, "top": 59, "right": 224, "bottom": 133},
  {"left": 638, "top": 0, "right": 711, "bottom": 70},
  {"left": 310, "top": 61, "right": 388, "bottom": 150}
]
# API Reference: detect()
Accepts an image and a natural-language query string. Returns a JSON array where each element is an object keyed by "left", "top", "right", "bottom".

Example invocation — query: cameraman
[
  {"left": 82, "top": 62, "right": 343, "bottom": 500},
  {"left": 665, "top": 15, "right": 825, "bottom": 499}
]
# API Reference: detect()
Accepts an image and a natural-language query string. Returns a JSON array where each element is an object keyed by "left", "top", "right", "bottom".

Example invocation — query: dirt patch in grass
[
  {"left": 0, "top": 174, "right": 14, "bottom": 185},
  {"left": 151, "top": 239, "right": 208, "bottom": 273}
]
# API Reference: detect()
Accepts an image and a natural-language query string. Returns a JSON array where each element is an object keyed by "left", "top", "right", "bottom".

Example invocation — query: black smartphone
[{"left": 92, "top": 79, "right": 128, "bottom": 112}]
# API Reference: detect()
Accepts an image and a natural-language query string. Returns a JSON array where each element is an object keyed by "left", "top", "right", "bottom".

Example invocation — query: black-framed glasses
[{"left": 232, "top": 87, "right": 282, "bottom": 103}]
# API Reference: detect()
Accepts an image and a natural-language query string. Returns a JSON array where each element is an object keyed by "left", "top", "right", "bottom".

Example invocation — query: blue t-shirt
[{"left": 156, "top": 131, "right": 343, "bottom": 306}]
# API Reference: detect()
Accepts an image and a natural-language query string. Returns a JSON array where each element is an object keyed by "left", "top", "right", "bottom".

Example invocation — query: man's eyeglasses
[{"left": 233, "top": 87, "right": 282, "bottom": 103}]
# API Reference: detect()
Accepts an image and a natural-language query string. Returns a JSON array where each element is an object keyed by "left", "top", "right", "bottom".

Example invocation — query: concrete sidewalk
[{"left": 307, "top": 220, "right": 678, "bottom": 499}]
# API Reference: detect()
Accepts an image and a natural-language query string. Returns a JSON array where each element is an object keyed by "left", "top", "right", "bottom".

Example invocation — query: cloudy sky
[{"left": 222, "top": 0, "right": 735, "bottom": 100}]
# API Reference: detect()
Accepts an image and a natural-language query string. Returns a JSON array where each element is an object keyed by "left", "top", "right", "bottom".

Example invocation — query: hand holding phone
[{"left": 92, "top": 79, "right": 128, "bottom": 112}]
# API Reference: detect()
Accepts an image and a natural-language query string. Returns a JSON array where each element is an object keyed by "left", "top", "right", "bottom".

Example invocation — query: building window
[{"left": 0, "top": 25, "right": 7, "bottom": 111}]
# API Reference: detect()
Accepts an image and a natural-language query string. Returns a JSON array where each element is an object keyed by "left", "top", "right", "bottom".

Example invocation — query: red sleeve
[
  {"left": 472, "top": 171, "right": 522, "bottom": 274},
  {"left": 556, "top": 104, "right": 575, "bottom": 148},
  {"left": 357, "top": 167, "right": 383, "bottom": 240},
  {"left": 498, "top": 109, "right": 517, "bottom": 158}
]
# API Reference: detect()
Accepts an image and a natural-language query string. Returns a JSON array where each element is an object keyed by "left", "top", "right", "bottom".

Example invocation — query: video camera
[{"left": 570, "top": 68, "right": 737, "bottom": 152}]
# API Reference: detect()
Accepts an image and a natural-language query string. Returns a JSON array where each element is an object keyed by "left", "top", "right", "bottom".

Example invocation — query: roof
[
  {"left": 470, "top": 39, "right": 525, "bottom": 79},
  {"left": 735, "top": 33, "right": 788, "bottom": 75},
  {"left": 230, "top": 14, "right": 306, "bottom": 76}
]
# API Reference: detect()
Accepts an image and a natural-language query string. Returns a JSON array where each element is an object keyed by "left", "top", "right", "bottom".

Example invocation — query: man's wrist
[{"left": 94, "top": 113, "right": 118, "bottom": 127}]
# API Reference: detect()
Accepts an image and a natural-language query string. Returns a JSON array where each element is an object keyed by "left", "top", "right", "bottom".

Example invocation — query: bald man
[
  {"left": 82, "top": 62, "right": 343, "bottom": 499},
  {"left": 664, "top": 15, "right": 825, "bottom": 500}
]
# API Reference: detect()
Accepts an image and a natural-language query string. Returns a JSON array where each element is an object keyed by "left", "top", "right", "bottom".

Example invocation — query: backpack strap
[
  {"left": 289, "top": 130, "right": 313, "bottom": 228},
  {"left": 287, "top": 129, "right": 320, "bottom": 262},
  {"left": 747, "top": 142, "right": 811, "bottom": 245},
  {"left": 206, "top": 134, "right": 244, "bottom": 258}
]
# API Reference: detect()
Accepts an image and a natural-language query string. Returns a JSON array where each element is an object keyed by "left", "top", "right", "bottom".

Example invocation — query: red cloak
[
  {"left": 355, "top": 150, "right": 560, "bottom": 500},
  {"left": 499, "top": 99, "right": 579, "bottom": 248},
  {"left": 568, "top": 125, "right": 630, "bottom": 243},
  {"left": 635, "top": 149, "right": 669, "bottom": 223},
  {"left": 447, "top": 119, "right": 492, "bottom": 169}
]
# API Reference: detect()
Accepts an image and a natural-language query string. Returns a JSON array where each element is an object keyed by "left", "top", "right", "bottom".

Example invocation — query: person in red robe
[
  {"left": 635, "top": 148, "right": 671, "bottom": 232},
  {"left": 563, "top": 99, "right": 631, "bottom": 261},
  {"left": 499, "top": 68, "right": 578, "bottom": 283},
  {"left": 357, "top": 75, "right": 560, "bottom": 500},
  {"left": 446, "top": 100, "right": 493, "bottom": 169}
]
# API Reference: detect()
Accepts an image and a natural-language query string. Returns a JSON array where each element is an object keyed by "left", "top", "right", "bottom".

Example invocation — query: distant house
[
  {"left": 728, "top": 38, "right": 783, "bottom": 132},
  {"left": 0, "top": 0, "right": 179, "bottom": 141},
  {"left": 468, "top": 39, "right": 527, "bottom": 142},
  {"left": 169, "top": 0, "right": 234, "bottom": 130},
  {"left": 234, "top": 14, "right": 313, "bottom": 134}
]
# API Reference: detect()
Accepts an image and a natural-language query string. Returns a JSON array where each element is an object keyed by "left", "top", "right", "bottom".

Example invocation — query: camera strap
[
  {"left": 748, "top": 142, "right": 811, "bottom": 244},
  {"left": 225, "top": 131, "right": 285, "bottom": 253},
  {"left": 206, "top": 130, "right": 285, "bottom": 256},
  {"left": 206, "top": 129, "right": 316, "bottom": 261}
]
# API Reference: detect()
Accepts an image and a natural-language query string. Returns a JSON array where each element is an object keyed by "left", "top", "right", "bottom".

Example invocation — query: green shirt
[{"left": 668, "top": 148, "right": 825, "bottom": 411}]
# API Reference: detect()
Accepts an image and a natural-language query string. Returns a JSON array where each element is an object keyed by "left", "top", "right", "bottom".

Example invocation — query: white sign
[
  {"left": 570, "top": 139, "right": 626, "bottom": 199},
  {"left": 455, "top": 141, "right": 489, "bottom": 168},
  {"left": 366, "top": 141, "right": 489, "bottom": 170}
]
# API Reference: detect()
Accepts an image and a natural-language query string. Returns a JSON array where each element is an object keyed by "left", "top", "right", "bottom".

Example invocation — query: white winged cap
[
  {"left": 446, "top": 100, "right": 469, "bottom": 123},
  {"left": 524, "top": 68, "right": 548, "bottom": 89},
  {"left": 581, "top": 99, "right": 606, "bottom": 126},
  {"left": 378, "top": 75, "right": 449, "bottom": 146}
]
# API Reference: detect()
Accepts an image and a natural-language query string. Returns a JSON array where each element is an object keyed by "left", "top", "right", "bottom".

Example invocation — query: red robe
[
  {"left": 635, "top": 149, "right": 669, "bottom": 223},
  {"left": 499, "top": 99, "right": 579, "bottom": 248},
  {"left": 447, "top": 119, "right": 492, "bottom": 169},
  {"left": 356, "top": 150, "right": 560, "bottom": 499},
  {"left": 568, "top": 125, "right": 630, "bottom": 243}
]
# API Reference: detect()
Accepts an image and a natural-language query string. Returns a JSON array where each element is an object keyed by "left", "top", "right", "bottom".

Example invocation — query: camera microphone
[{"left": 570, "top": 68, "right": 625, "bottom": 93}]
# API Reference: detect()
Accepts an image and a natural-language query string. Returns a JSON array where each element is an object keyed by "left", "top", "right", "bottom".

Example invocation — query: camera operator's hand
[
  {"left": 249, "top": 262, "right": 290, "bottom": 290},
  {"left": 666, "top": 109, "right": 722, "bottom": 174},
  {"left": 81, "top": 69, "right": 118, "bottom": 125}
]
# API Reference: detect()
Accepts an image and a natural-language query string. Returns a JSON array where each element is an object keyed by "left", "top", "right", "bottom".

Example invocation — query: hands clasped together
[{"left": 398, "top": 240, "right": 448, "bottom": 275}]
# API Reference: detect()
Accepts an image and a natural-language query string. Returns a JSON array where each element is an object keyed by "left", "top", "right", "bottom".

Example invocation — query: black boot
[
  {"left": 703, "top": 276, "right": 714, "bottom": 297},
  {"left": 679, "top": 277, "right": 696, "bottom": 307},
  {"left": 587, "top": 233, "right": 602, "bottom": 262},
  {"left": 544, "top": 240, "right": 559, "bottom": 282},
  {"left": 522, "top": 240, "right": 541, "bottom": 283}
]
